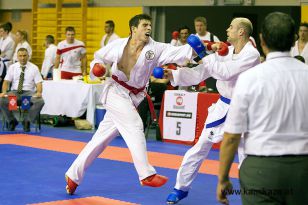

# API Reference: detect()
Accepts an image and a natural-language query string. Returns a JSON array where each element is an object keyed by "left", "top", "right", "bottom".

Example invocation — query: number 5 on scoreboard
[{"left": 176, "top": 122, "right": 181, "bottom": 135}]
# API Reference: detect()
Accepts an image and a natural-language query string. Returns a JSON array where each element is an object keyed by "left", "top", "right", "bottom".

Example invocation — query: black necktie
[{"left": 17, "top": 66, "right": 26, "bottom": 94}]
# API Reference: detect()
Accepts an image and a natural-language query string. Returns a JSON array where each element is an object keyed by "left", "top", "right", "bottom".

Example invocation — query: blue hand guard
[{"left": 187, "top": 34, "right": 207, "bottom": 59}]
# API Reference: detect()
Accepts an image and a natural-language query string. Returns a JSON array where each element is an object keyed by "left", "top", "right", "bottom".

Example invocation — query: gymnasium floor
[{"left": 0, "top": 121, "right": 241, "bottom": 205}]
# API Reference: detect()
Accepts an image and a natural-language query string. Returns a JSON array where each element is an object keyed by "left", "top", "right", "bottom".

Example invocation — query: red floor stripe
[
  {"left": 0, "top": 134, "right": 239, "bottom": 178},
  {"left": 28, "top": 196, "right": 139, "bottom": 205}
]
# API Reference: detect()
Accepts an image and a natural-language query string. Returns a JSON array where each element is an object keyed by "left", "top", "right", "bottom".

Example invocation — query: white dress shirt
[
  {"left": 224, "top": 51, "right": 308, "bottom": 156},
  {"left": 5, "top": 61, "right": 43, "bottom": 92}
]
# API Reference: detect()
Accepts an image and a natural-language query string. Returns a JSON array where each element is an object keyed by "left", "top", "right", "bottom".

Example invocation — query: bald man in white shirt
[{"left": 217, "top": 12, "right": 308, "bottom": 205}]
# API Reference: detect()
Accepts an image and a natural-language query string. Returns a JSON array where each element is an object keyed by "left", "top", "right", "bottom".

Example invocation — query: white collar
[{"left": 266, "top": 51, "right": 291, "bottom": 61}]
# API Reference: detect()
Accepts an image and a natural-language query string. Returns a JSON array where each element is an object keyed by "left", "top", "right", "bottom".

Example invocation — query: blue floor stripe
[{"left": 0, "top": 144, "right": 241, "bottom": 205}]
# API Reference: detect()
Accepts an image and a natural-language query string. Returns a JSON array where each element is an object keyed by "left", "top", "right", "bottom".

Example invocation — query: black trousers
[{"left": 239, "top": 155, "right": 308, "bottom": 205}]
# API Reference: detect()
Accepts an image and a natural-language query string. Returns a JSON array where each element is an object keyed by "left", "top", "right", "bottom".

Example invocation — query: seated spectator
[
  {"left": 41, "top": 35, "right": 57, "bottom": 79},
  {"left": 12, "top": 30, "right": 32, "bottom": 63},
  {"left": 0, "top": 48, "right": 44, "bottom": 132}
]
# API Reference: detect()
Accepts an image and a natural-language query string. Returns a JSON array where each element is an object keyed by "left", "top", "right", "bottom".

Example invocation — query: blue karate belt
[
  {"left": 205, "top": 96, "right": 231, "bottom": 129},
  {"left": 0, "top": 59, "right": 10, "bottom": 78}
]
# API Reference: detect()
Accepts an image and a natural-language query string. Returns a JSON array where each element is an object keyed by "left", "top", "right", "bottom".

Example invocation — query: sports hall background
[{"left": 0, "top": 0, "right": 308, "bottom": 205}]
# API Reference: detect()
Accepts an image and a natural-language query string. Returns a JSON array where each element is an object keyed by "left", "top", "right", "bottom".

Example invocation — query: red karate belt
[{"left": 112, "top": 75, "right": 157, "bottom": 121}]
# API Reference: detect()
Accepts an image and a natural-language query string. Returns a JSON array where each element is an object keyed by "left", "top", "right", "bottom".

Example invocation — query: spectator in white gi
[
  {"left": 290, "top": 22, "right": 308, "bottom": 64},
  {"left": 41, "top": 35, "right": 57, "bottom": 79},
  {"left": 12, "top": 30, "right": 32, "bottom": 63},
  {"left": 100, "top": 20, "right": 120, "bottom": 48}
]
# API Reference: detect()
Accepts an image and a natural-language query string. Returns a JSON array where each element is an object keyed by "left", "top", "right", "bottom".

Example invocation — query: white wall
[{"left": 0, "top": 0, "right": 32, "bottom": 9}]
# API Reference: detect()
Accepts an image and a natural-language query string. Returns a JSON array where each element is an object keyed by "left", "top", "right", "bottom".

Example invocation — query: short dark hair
[
  {"left": 194, "top": 16, "right": 207, "bottom": 25},
  {"left": 46, "top": 35, "right": 55, "bottom": 44},
  {"left": 105, "top": 20, "right": 115, "bottom": 29},
  {"left": 178, "top": 26, "right": 190, "bottom": 33},
  {"left": 6, "top": 22, "right": 12, "bottom": 32},
  {"left": 0, "top": 23, "right": 10, "bottom": 32},
  {"left": 261, "top": 12, "right": 295, "bottom": 51},
  {"left": 299, "top": 22, "right": 308, "bottom": 29},
  {"left": 65, "top": 26, "right": 75, "bottom": 33},
  {"left": 17, "top": 47, "right": 28, "bottom": 53},
  {"left": 129, "top": 14, "right": 152, "bottom": 33}
]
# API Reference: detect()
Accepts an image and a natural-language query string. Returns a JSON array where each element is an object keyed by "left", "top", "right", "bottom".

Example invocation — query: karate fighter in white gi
[
  {"left": 65, "top": 14, "right": 193, "bottom": 195},
  {"left": 165, "top": 18, "right": 260, "bottom": 204}
]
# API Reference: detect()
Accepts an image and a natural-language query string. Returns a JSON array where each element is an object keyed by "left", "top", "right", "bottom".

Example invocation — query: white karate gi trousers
[
  {"left": 174, "top": 98, "right": 244, "bottom": 191},
  {"left": 66, "top": 84, "right": 156, "bottom": 185}
]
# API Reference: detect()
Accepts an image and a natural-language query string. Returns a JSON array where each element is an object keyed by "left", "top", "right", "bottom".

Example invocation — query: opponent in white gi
[
  {"left": 65, "top": 14, "right": 193, "bottom": 195},
  {"left": 165, "top": 18, "right": 260, "bottom": 204}
]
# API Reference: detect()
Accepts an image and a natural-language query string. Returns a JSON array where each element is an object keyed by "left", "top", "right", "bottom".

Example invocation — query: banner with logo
[
  {"left": 163, "top": 90, "right": 198, "bottom": 142},
  {"left": 8, "top": 95, "right": 17, "bottom": 110},
  {"left": 21, "top": 96, "right": 32, "bottom": 110}
]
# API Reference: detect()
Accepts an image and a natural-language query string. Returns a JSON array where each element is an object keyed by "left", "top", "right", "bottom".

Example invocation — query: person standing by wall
[
  {"left": 12, "top": 30, "right": 32, "bottom": 63},
  {"left": 100, "top": 20, "right": 120, "bottom": 48},
  {"left": 0, "top": 23, "right": 15, "bottom": 92},
  {"left": 290, "top": 22, "right": 308, "bottom": 64},
  {"left": 41, "top": 35, "right": 57, "bottom": 79},
  {"left": 55, "top": 26, "right": 87, "bottom": 79},
  {"left": 194, "top": 16, "right": 220, "bottom": 92}
]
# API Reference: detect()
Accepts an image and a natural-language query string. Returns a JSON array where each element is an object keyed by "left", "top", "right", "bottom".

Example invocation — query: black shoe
[
  {"left": 22, "top": 120, "right": 30, "bottom": 132},
  {"left": 8, "top": 119, "right": 18, "bottom": 131}
]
